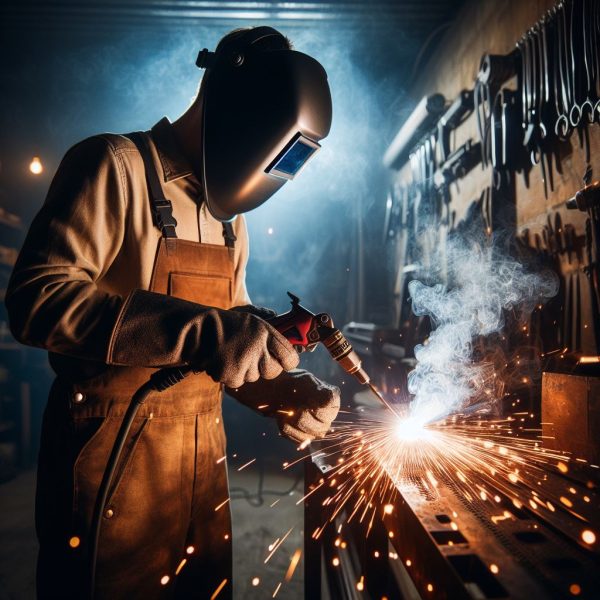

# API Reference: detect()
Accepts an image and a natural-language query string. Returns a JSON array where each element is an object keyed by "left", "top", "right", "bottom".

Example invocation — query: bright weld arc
[{"left": 296, "top": 409, "right": 575, "bottom": 541}]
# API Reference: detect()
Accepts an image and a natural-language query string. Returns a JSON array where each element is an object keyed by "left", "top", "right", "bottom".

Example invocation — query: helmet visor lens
[{"left": 265, "top": 133, "right": 320, "bottom": 180}]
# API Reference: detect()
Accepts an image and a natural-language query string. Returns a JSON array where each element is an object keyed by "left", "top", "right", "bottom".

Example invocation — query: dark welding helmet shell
[{"left": 200, "top": 33, "right": 332, "bottom": 221}]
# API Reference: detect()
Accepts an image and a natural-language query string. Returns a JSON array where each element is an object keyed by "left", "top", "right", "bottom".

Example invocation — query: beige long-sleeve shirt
[{"left": 6, "top": 117, "right": 251, "bottom": 373}]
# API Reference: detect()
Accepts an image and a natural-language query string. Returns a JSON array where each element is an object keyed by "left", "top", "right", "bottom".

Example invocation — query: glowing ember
[
  {"left": 214, "top": 498, "right": 230, "bottom": 512},
  {"left": 252, "top": 577, "right": 260, "bottom": 586},
  {"left": 284, "top": 549, "right": 302, "bottom": 582},
  {"left": 237, "top": 458, "right": 256, "bottom": 472},
  {"left": 264, "top": 527, "right": 294, "bottom": 564},
  {"left": 160, "top": 575, "right": 170, "bottom": 585},
  {"left": 581, "top": 530, "right": 596, "bottom": 545},
  {"left": 69, "top": 536, "right": 80, "bottom": 549},
  {"left": 210, "top": 579, "right": 228, "bottom": 600}
]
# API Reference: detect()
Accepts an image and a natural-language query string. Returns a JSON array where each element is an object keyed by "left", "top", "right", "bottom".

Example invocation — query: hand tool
[
  {"left": 475, "top": 51, "right": 519, "bottom": 168},
  {"left": 437, "top": 89, "right": 474, "bottom": 163},
  {"left": 566, "top": 179, "right": 600, "bottom": 211}
]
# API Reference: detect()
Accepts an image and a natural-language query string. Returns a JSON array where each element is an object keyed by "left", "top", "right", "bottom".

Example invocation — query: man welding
[{"left": 6, "top": 26, "right": 339, "bottom": 599}]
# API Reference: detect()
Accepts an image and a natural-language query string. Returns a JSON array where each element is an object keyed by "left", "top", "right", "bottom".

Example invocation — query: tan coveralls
[{"left": 6, "top": 118, "right": 251, "bottom": 599}]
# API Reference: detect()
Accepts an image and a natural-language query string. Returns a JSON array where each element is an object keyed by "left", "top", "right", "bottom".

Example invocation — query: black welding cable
[{"left": 88, "top": 366, "right": 191, "bottom": 599}]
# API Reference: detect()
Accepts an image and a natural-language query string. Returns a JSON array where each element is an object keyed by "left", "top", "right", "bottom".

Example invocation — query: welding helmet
[{"left": 196, "top": 27, "right": 332, "bottom": 221}]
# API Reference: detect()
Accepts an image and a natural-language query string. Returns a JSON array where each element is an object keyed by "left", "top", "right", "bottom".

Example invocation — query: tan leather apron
[{"left": 36, "top": 132, "right": 235, "bottom": 600}]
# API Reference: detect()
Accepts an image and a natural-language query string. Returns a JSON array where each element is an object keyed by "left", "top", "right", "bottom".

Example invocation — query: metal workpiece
[
  {"left": 381, "top": 474, "right": 599, "bottom": 600},
  {"left": 542, "top": 372, "right": 600, "bottom": 465},
  {"left": 305, "top": 441, "right": 600, "bottom": 600}
]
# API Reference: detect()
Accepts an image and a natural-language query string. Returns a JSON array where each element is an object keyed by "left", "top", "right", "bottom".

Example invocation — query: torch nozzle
[
  {"left": 320, "top": 328, "right": 400, "bottom": 417},
  {"left": 367, "top": 381, "right": 401, "bottom": 417}
]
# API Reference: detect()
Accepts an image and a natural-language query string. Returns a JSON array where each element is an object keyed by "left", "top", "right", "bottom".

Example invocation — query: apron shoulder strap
[
  {"left": 125, "top": 131, "right": 178, "bottom": 239},
  {"left": 222, "top": 221, "right": 237, "bottom": 249}
]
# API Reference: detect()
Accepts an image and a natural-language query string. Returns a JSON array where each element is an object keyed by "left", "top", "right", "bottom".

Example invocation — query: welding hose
[{"left": 88, "top": 365, "right": 192, "bottom": 599}]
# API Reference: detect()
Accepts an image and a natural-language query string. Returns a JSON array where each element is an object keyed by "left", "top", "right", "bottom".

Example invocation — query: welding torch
[{"left": 267, "top": 292, "right": 397, "bottom": 415}]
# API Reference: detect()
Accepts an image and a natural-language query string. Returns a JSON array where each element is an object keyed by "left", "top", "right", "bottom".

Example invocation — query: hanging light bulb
[{"left": 29, "top": 156, "right": 43, "bottom": 175}]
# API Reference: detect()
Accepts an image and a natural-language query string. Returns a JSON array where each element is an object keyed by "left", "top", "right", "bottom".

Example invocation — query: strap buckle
[
  {"left": 222, "top": 222, "right": 237, "bottom": 248},
  {"left": 154, "top": 199, "right": 178, "bottom": 237}
]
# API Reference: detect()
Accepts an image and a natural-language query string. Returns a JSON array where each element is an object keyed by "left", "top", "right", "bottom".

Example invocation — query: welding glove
[
  {"left": 232, "top": 304, "right": 277, "bottom": 320},
  {"left": 108, "top": 289, "right": 299, "bottom": 388},
  {"left": 227, "top": 369, "right": 341, "bottom": 443}
]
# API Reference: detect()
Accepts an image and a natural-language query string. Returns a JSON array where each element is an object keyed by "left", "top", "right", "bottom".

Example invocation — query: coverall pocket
[{"left": 72, "top": 416, "right": 149, "bottom": 529}]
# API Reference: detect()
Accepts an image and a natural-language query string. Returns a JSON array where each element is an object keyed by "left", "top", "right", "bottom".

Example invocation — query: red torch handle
[{"left": 267, "top": 293, "right": 318, "bottom": 347}]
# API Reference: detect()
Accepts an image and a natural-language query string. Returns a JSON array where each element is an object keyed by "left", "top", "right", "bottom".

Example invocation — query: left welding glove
[{"left": 227, "top": 369, "right": 340, "bottom": 443}]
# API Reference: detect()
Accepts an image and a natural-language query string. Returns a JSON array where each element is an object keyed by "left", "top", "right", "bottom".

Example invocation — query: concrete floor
[
  {"left": 0, "top": 469, "right": 36, "bottom": 600},
  {"left": 0, "top": 467, "right": 304, "bottom": 600}
]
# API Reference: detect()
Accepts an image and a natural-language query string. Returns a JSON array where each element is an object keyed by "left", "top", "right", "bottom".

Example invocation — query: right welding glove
[
  {"left": 108, "top": 289, "right": 299, "bottom": 388},
  {"left": 227, "top": 369, "right": 341, "bottom": 443}
]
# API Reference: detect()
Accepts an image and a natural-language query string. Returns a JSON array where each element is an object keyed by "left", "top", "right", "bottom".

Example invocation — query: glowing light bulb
[
  {"left": 29, "top": 156, "right": 43, "bottom": 175},
  {"left": 267, "top": 227, "right": 274, "bottom": 235},
  {"left": 252, "top": 577, "right": 260, "bottom": 586}
]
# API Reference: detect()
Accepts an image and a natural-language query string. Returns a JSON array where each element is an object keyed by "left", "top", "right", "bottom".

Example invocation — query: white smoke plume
[{"left": 407, "top": 236, "right": 559, "bottom": 424}]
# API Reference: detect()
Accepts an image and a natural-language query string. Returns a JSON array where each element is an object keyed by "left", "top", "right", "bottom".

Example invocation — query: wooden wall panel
[{"left": 390, "top": 0, "right": 600, "bottom": 355}]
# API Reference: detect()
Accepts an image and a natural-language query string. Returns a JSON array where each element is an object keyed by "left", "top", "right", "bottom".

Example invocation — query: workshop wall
[{"left": 389, "top": 0, "right": 600, "bottom": 359}]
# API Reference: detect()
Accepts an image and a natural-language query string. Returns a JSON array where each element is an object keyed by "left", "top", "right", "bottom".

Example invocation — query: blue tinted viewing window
[{"left": 273, "top": 138, "right": 317, "bottom": 176}]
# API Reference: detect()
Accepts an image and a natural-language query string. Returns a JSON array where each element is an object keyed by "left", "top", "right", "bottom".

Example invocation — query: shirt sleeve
[
  {"left": 5, "top": 135, "right": 127, "bottom": 361},
  {"left": 231, "top": 214, "right": 252, "bottom": 307}
]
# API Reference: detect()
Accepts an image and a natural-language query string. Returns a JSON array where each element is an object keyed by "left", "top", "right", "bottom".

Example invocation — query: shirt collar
[{"left": 150, "top": 117, "right": 195, "bottom": 183}]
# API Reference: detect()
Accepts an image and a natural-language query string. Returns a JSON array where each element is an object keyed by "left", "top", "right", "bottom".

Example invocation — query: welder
[{"left": 5, "top": 27, "right": 339, "bottom": 599}]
